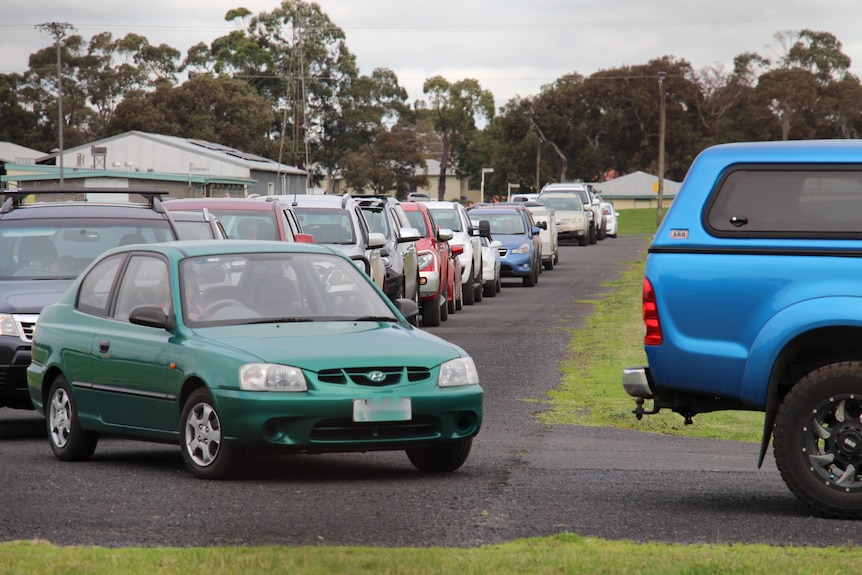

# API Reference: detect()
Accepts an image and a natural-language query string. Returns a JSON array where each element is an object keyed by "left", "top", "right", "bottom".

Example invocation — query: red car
[
  {"left": 402, "top": 202, "right": 461, "bottom": 327},
  {"left": 164, "top": 197, "right": 313, "bottom": 243}
]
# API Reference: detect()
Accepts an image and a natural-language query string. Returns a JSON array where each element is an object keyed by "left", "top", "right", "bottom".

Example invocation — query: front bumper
[{"left": 0, "top": 335, "right": 35, "bottom": 409}]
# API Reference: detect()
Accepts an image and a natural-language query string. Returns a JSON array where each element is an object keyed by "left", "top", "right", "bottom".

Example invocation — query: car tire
[
  {"left": 773, "top": 362, "right": 862, "bottom": 518},
  {"left": 421, "top": 300, "right": 441, "bottom": 327},
  {"left": 579, "top": 234, "right": 588, "bottom": 247},
  {"left": 47, "top": 375, "right": 98, "bottom": 462},
  {"left": 523, "top": 267, "right": 536, "bottom": 287},
  {"left": 474, "top": 282, "right": 483, "bottom": 303},
  {"left": 589, "top": 224, "right": 597, "bottom": 244},
  {"left": 406, "top": 438, "right": 472, "bottom": 472},
  {"left": 483, "top": 281, "right": 496, "bottom": 298},
  {"left": 463, "top": 274, "right": 475, "bottom": 305},
  {"left": 181, "top": 388, "right": 235, "bottom": 479},
  {"left": 440, "top": 295, "right": 449, "bottom": 321},
  {"left": 544, "top": 257, "right": 554, "bottom": 271}
]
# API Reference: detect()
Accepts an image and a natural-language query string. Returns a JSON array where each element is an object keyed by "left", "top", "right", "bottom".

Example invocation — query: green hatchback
[{"left": 27, "top": 240, "right": 483, "bottom": 479}]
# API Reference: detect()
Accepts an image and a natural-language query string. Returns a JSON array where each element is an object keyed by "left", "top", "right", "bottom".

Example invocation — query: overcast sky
[{"left": 3, "top": 0, "right": 862, "bottom": 109}]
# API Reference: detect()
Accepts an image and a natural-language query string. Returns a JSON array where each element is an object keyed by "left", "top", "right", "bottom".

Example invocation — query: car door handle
[{"left": 99, "top": 340, "right": 110, "bottom": 353}]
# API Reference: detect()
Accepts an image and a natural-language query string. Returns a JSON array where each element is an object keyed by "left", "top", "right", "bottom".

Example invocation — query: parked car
[
  {"left": 535, "top": 192, "right": 590, "bottom": 246},
  {"left": 424, "top": 201, "right": 484, "bottom": 306},
  {"left": 164, "top": 197, "right": 312, "bottom": 243},
  {"left": 401, "top": 201, "right": 456, "bottom": 327},
  {"left": 406, "top": 192, "right": 431, "bottom": 202},
  {"left": 467, "top": 204, "right": 542, "bottom": 287},
  {"left": 26, "top": 239, "right": 483, "bottom": 478},
  {"left": 539, "top": 182, "right": 605, "bottom": 243},
  {"left": 519, "top": 201, "right": 558, "bottom": 269},
  {"left": 355, "top": 195, "right": 421, "bottom": 307},
  {"left": 0, "top": 187, "right": 184, "bottom": 410},
  {"left": 287, "top": 194, "right": 387, "bottom": 290},
  {"left": 599, "top": 199, "right": 619, "bottom": 238}
]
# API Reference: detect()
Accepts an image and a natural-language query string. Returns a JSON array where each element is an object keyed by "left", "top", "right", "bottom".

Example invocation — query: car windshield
[
  {"left": 472, "top": 213, "right": 526, "bottom": 235},
  {"left": 181, "top": 251, "right": 398, "bottom": 327},
  {"left": 0, "top": 218, "right": 174, "bottom": 279},
  {"left": 402, "top": 210, "right": 428, "bottom": 237},
  {"left": 360, "top": 208, "right": 389, "bottom": 236},
  {"left": 293, "top": 208, "right": 356, "bottom": 244},
  {"left": 539, "top": 196, "right": 583, "bottom": 211},
  {"left": 428, "top": 208, "right": 462, "bottom": 232}
]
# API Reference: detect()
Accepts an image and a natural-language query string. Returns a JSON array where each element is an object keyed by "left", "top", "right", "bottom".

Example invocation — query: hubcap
[
  {"left": 804, "top": 394, "right": 862, "bottom": 491},
  {"left": 48, "top": 388, "right": 72, "bottom": 448},
  {"left": 184, "top": 401, "right": 222, "bottom": 467}
]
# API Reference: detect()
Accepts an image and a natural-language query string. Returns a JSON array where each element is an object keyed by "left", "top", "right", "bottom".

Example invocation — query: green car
[{"left": 27, "top": 240, "right": 483, "bottom": 479}]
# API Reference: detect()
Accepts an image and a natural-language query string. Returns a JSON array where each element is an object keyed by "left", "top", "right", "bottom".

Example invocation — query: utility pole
[
  {"left": 656, "top": 71, "right": 667, "bottom": 225},
  {"left": 36, "top": 21, "right": 75, "bottom": 185}
]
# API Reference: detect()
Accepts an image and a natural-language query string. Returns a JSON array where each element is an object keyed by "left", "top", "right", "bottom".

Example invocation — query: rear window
[{"left": 707, "top": 167, "right": 862, "bottom": 237}]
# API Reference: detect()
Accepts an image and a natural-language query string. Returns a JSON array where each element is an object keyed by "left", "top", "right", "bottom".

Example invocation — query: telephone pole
[
  {"left": 36, "top": 22, "right": 75, "bottom": 185},
  {"left": 656, "top": 71, "right": 667, "bottom": 226}
]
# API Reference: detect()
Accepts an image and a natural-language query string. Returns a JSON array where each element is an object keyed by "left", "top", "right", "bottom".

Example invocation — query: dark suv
[{"left": 0, "top": 187, "right": 182, "bottom": 410}]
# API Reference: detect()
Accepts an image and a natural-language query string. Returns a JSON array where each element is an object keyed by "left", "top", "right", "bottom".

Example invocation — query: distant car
[
  {"left": 355, "top": 195, "right": 421, "bottom": 307},
  {"left": 0, "top": 187, "right": 184, "bottom": 410},
  {"left": 535, "top": 192, "right": 590, "bottom": 246},
  {"left": 519, "top": 201, "right": 558, "bottom": 269},
  {"left": 407, "top": 192, "right": 431, "bottom": 202},
  {"left": 467, "top": 205, "right": 542, "bottom": 287},
  {"left": 539, "top": 182, "right": 604, "bottom": 243},
  {"left": 26, "top": 240, "right": 484, "bottom": 478},
  {"left": 164, "top": 197, "right": 312, "bottom": 243},
  {"left": 168, "top": 210, "right": 228, "bottom": 240},
  {"left": 510, "top": 193, "right": 539, "bottom": 202},
  {"left": 599, "top": 200, "right": 619, "bottom": 238},
  {"left": 287, "top": 194, "right": 387, "bottom": 290},
  {"left": 401, "top": 201, "right": 455, "bottom": 327}
]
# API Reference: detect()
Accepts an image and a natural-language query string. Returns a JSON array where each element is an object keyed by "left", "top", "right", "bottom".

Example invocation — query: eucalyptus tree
[
  {"left": 418, "top": 76, "right": 495, "bottom": 200},
  {"left": 341, "top": 123, "right": 428, "bottom": 195}
]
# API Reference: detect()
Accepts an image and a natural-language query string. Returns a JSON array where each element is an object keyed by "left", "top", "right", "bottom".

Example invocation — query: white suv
[
  {"left": 540, "top": 182, "right": 605, "bottom": 243},
  {"left": 424, "top": 201, "right": 484, "bottom": 305}
]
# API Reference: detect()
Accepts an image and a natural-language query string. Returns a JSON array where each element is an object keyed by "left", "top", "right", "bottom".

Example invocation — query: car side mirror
[
  {"left": 451, "top": 244, "right": 464, "bottom": 256},
  {"left": 350, "top": 255, "right": 372, "bottom": 276},
  {"left": 478, "top": 220, "right": 492, "bottom": 238},
  {"left": 397, "top": 227, "right": 421, "bottom": 243},
  {"left": 531, "top": 226, "right": 541, "bottom": 236},
  {"left": 129, "top": 305, "right": 172, "bottom": 330},
  {"left": 437, "top": 228, "right": 454, "bottom": 242},
  {"left": 393, "top": 297, "right": 419, "bottom": 323},
  {"left": 539, "top": 221, "right": 548, "bottom": 230},
  {"left": 367, "top": 232, "right": 387, "bottom": 249}
]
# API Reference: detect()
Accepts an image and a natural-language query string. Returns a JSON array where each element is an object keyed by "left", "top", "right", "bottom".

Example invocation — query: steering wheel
[{"left": 197, "top": 299, "right": 248, "bottom": 320}]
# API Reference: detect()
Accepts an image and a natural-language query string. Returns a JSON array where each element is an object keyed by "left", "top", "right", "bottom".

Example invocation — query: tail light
[{"left": 643, "top": 277, "right": 662, "bottom": 346}]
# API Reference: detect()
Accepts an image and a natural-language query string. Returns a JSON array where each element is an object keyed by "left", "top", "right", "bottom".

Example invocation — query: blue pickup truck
[{"left": 623, "top": 140, "right": 862, "bottom": 518}]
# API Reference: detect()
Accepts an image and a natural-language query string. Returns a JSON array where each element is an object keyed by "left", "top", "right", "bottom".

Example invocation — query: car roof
[
  {"left": 107, "top": 239, "right": 333, "bottom": 260},
  {"left": 164, "top": 198, "right": 280, "bottom": 212},
  {"left": 423, "top": 200, "right": 459, "bottom": 209},
  {"left": 287, "top": 194, "right": 355, "bottom": 209}
]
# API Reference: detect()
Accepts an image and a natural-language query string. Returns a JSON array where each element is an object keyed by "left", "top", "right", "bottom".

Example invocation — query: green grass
[
  {"left": 1, "top": 210, "right": 843, "bottom": 573},
  {"left": 4, "top": 534, "right": 862, "bottom": 575}
]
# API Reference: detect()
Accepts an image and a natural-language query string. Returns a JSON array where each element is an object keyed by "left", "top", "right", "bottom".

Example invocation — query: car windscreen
[
  {"left": 471, "top": 213, "right": 526, "bottom": 235},
  {"left": 205, "top": 211, "right": 278, "bottom": 241},
  {"left": 360, "top": 208, "right": 390, "bottom": 236},
  {"left": 181, "top": 251, "right": 398, "bottom": 327},
  {"left": 0, "top": 218, "right": 174, "bottom": 279},
  {"left": 428, "top": 208, "right": 462, "bottom": 232},
  {"left": 539, "top": 196, "right": 583, "bottom": 211},
  {"left": 293, "top": 208, "right": 356, "bottom": 244},
  {"left": 402, "top": 210, "right": 429, "bottom": 237}
]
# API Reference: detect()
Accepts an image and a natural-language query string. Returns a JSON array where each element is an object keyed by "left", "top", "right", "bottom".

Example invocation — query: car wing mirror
[
  {"left": 478, "top": 220, "right": 492, "bottom": 238},
  {"left": 129, "top": 305, "right": 172, "bottom": 330},
  {"left": 397, "top": 227, "right": 421, "bottom": 243}
]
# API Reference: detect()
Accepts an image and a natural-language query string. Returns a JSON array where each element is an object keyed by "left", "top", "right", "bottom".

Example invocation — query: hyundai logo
[{"left": 367, "top": 370, "right": 386, "bottom": 383}]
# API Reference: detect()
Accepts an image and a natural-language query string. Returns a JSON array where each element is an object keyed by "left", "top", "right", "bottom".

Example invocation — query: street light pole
[
  {"left": 480, "top": 168, "right": 494, "bottom": 202},
  {"left": 657, "top": 71, "right": 667, "bottom": 225}
]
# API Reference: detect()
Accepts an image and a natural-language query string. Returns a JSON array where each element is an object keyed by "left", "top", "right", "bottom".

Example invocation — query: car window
[
  {"left": 294, "top": 208, "right": 356, "bottom": 244},
  {"left": 76, "top": 254, "right": 125, "bottom": 316},
  {"left": 428, "top": 209, "right": 462, "bottom": 232},
  {"left": 707, "top": 168, "right": 862, "bottom": 236},
  {"left": 539, "top": 196, "right": 583, "bottom": 211},
  {"left": 114, "top": 255, "right": 171, "bottom": 322},
  {"left": 173, "top": 220, "right": 217, "bottom": 240},
  {"left": 0, "top": 218, "right": 173, "bottom": 279},
  {"left": 403, "top": 210, "right": 428, "bottom": 236},
  {"left": 361, "top": 207, "right": 389, "bottom": 236},
  {"left": 475, "top": 214, "right": 525, "bottom": 235},
  {"left": 181, "top": 252, "right": 396, "bottom": 326},
  {"left": 208, "top": 212, "right": 278, "bottom": 240}
]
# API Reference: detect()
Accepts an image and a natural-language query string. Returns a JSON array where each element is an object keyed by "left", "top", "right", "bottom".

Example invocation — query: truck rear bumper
[{"left": 622, "top": 366, "right": 653, "bottom": 400}]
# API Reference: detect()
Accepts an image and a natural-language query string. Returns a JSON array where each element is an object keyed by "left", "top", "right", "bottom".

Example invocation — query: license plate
[{"left": 353, "top": 398, "right": 411, "bottom": 422}]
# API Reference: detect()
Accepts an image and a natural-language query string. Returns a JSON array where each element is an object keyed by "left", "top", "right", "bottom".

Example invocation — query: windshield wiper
[
  {"left": 347, "top": 316, "right": 399, "bottom": 322},
  {"left": 246, "top": 317, "right": 314, "bottom": 324}
]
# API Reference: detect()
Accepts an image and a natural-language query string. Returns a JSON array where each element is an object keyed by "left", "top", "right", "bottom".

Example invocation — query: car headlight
[
  {"left": 240, "top": 364, "right": 307, "bottom": 392},
  {"left": 557, "top": 218, "right": 568, "bottom": 225},
  {"left": 438, "top": 357, "right": 479, "bottom": 388},
  {"left": 0, "top": 314, "right": 21, "bottom": 337},
  {"left": 417, "top": 252, "right": 435, "bottom": 271},
  {"left": 511, "top": 243, "right": 531, "bottom": 255}
]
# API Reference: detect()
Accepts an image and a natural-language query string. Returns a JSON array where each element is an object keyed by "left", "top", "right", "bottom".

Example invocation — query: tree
[
  {"left": 106, "top": 75, "right": 276, "bottom": 157},
  {"left": 342, "top": 124, "right": 427, "bottom": 194},
  {"left": 419, "top": 76, "right": 495, "bottom": 200}
]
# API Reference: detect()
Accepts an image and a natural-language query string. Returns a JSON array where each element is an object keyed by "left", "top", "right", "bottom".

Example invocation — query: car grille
[
  {"left": 317, "top": 366, "right": 431, "bottom": 387},
  {"left": 15, "top": 314, "right": 38, "bottom": 343},
  {"left": 310, "top": 415, "right": 440, "bottom": 441},
  {"left": 497, "top": 247, "right": 509, "bottom": 257}
]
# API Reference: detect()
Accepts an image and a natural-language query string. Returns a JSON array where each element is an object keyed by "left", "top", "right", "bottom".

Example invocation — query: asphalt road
[{"left": 3, "top": 235, "right": 862, "bottom": 548}]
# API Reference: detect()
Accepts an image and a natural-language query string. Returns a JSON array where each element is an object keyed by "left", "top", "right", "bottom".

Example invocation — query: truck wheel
[
  {"left": 589, "top": 224, "right": 597, "bottom": 244},
  {"left": 773, "top": 361, "right": 862, "bottom": 518},
  {"left": 463, "top": 278, "right": 475, "bottom": 305}
]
